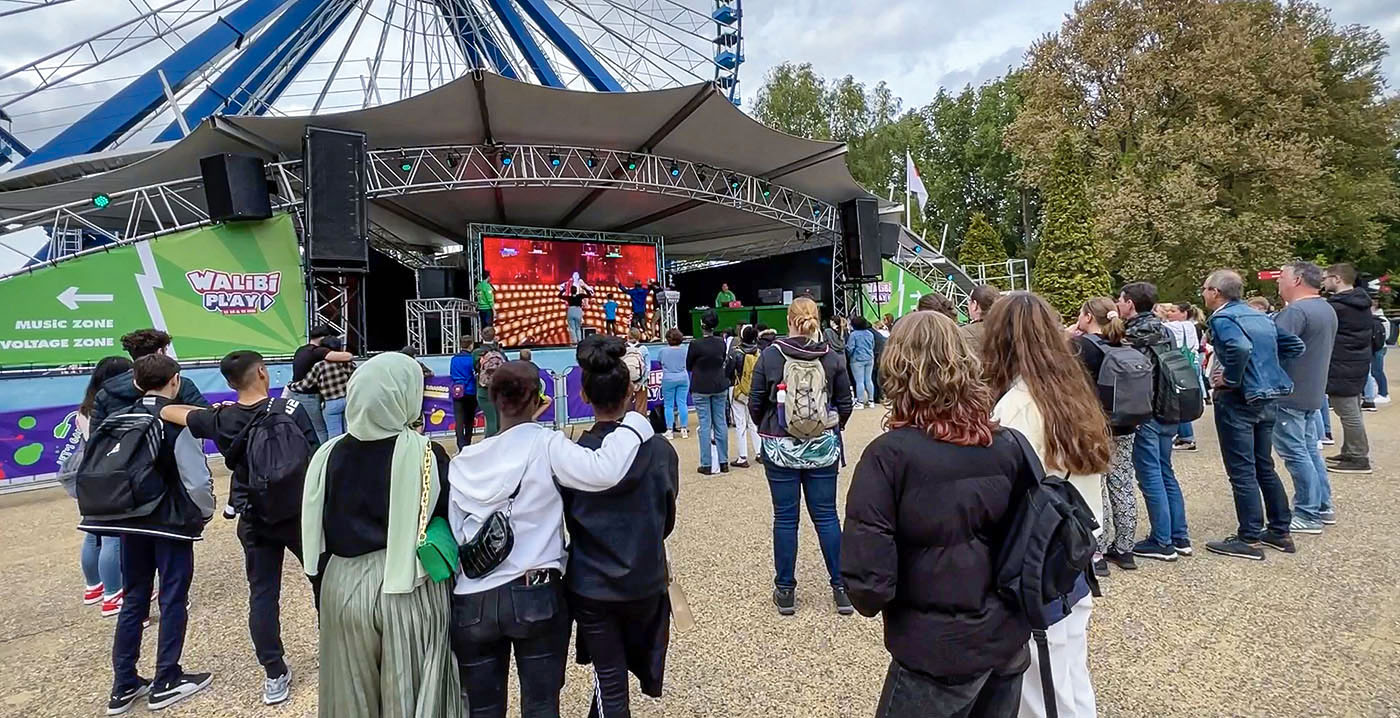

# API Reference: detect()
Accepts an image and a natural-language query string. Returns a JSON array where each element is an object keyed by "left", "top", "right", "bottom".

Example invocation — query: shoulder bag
[{"left": 416, "top": 445, "right": 459, "bottom": 582}]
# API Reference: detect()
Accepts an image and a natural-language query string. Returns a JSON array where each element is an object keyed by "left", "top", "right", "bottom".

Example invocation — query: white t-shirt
[{"left": 1164, "top": 320, "right": 1199, "bottom": 352}]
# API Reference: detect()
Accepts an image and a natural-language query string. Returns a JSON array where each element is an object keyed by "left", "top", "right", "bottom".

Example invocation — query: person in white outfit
[
  {"left": 726, "top": 325, "right": 763, "bottom": 467},
  {"left": 982, "top": 292, "right": 1113, "bottom": 718}
]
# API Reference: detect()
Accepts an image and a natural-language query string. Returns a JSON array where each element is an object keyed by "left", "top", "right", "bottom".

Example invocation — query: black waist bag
[{"left": 458, "top": 481, "right": 522, "bottom": 579}]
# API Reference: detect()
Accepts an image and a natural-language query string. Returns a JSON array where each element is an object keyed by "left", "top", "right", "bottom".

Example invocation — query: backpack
[
  {"left": 623, "top": 344, "right": 647, "bottom": 387},
  {"left": 477, "top": 348, "right": 507, "bottom": 389},
  {"left": 1147, "top": 338, "right": 1205, "bottom": 425},
  {"left": 734, "top": 351, "right": 759, "bottom": 402},
  {"left": 229, "top": 399, "right": 311, "bottom": 524},
  {"left": 57, "top": 435, "right": 85, "bottom": 499},
  {"left": 779, "top": 353, "right": 835, "bottom": 440},
  {"left": 994, "top": 428, "right": 1102, "bottom": 631},
  {"left": 1086, "top": 335, "right": 1154, "bottom": 429},
  {"left": 74, "top": 405, "right": 167, "bottom": 521}
]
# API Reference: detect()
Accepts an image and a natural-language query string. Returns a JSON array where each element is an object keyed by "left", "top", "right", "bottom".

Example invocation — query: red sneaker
[
  {"left": 83, "top": 584, "right": 104, "bottom": 606},
  {"left": 100, "top": 590, "right": 124, "bottom": 618}
]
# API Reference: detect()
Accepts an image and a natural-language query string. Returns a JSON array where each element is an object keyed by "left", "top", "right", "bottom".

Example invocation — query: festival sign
[{"left": 0, "top": 214, "right": 305, "bottom": 368}]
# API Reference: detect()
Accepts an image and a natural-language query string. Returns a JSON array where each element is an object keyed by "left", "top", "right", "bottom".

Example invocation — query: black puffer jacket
[
  {"left": 841, "top": 427, "right": 1034, "bottom": 678},
  {"left": 90, "top": 369, "right": 208, "bottom": 429},
  {"left": 747, "top": 336, "right": 853, "bottom": 437},
  {"left": 1327, "top": 289, "right": 1375, "bottom": 396}
]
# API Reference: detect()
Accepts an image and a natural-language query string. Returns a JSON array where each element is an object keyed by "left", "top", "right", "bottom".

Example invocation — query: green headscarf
[{"left": 302, "top": 352, "right": 439, "bottom": 594}]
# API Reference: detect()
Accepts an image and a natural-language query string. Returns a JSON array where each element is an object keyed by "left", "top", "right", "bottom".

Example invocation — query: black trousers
[
  {"left": 237, "top": 516, "right": 307, "bottom": 679},
  {"left": 112, "top": 534, "right": 194, "bottom": 692},
  {"left": 876, "top": 660, "right": 1023, "bottom": 718},
  {"left": 451, "top": 577, "right": 571, "bottom": 718},
  {"left": 572, "top": 592, "right": 670, "bottom": 718},
  {"left": 453, "top": 395, "right": 480, "bottom": 449}
]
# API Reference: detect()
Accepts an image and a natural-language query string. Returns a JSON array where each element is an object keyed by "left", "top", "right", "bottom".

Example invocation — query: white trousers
[
  {"left": 731, "top": 395, "right": 760, "bottom": 461},
  {"left": 1020, "top": 594, "right": 1096, "bottom": 718}
]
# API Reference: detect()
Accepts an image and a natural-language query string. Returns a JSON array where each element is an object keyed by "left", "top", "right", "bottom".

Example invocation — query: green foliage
[
  {"left": 1033, "top": 139, "right": 1113, "bottom": 318},
  {"left": 958, "top": 212, "right": 1010, "bottom": 286}
]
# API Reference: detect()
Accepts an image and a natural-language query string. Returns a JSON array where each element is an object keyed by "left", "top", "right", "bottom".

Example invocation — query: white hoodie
[{"left": 448, "top": 412, "right": 654, "bottom": 594}]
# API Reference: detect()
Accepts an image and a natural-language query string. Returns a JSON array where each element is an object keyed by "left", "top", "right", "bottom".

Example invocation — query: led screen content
[{"left": 482, "top": 236, "right": 659, "bottom": 347}]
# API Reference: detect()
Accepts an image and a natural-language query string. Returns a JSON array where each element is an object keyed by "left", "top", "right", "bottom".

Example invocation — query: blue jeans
[
  {"left": 661, "top": 377, "right": 689, "bottom": 430},
  {"left": 81, "top": 532, "right": 122, "bottom": 598},
  {"left": 1213, "top": 392, "right": 1291, "bottom": 540},
  {"left": 113, "top": 534, "right": 194, "bottom": 692},
  {"left": 851, "top": 359, "right": 875, "bottom": 404},
  {"left": 285, "top": 390, "right": 327, "bottom": 443},
  {"left": 1320, "top": 396, "right": 1332, "bottom": 436},
  {"left": 693, "top": 392, "right": 729, "bottom": 469},
  {"left": 1132, "top": 419, "right": 1189, "bottom": 546},
  {"left": 1177, "top": 422, "right": 1194, "bottom": 441},
  {"left": 1373, "top": 346, "right": 1388, "bottom": 397},
  {"left": 764, "top": 462, "right": 842, "bottom": 589},
  {"left": 1273, "top": 406, "right": 1330, "bottom": 523},
  {"left": 567, "top": 306, "right": 584, "bottom": 344},
  {"left": 323, "top": 397, "right": 347, "bottom": 438}
]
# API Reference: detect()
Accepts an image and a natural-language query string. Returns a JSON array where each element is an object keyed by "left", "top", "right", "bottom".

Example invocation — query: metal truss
[
  {"left": 405, "top": 297, "right": 476, "bottom": 354},
  {"left": 0, "top": 143, "right": 838, "bottom": 279},
  {"left": 310, "top": 269, "right": 367, "bottom": 353}
]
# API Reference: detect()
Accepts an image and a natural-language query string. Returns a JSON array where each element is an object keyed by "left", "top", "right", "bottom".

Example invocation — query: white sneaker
[
  {"left": 680, "top": 428, "right": 689, "bottom": 439},
  {"left": 1376, "top": 394, "right": 1391, "bottom": 406},
  {"left": 866, "top": 402, "right": 875, "bottom": 409},
  {"left": 663, "top": 431, "right": 674, "bottom": 440},
  {"left": 263, "top": 668, "right": 291, "bottom": 705}
]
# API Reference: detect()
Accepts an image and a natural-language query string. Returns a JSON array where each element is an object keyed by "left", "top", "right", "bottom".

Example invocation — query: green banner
[
  {"left": 862, "top": 259, "right": 949, "bottom": 322},
  {"left": 0, "top": 214, "right": 306, "bottom": 367}
]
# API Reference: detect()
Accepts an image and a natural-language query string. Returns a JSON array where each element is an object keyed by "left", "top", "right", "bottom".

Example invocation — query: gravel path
[{"left": 2, "top": 397, "right": 1398, "bottom": 717}]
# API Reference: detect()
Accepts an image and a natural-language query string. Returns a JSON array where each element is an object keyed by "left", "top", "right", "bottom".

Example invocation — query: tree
[
  {"left": 958, "top": 212, "right": 1011, "bottom": 286},
  {"left": 752, "top": 63, "right": 830, "bottom": 140},
  {"left": 1007, "top": 0, "right": 1399, "bottom": 298},
  {"left": 1033, "top": 138, "right": 1113, "bottom": 318}
]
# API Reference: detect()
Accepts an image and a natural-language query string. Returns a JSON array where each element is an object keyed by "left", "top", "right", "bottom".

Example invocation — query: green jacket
[
  {"left": 715, "top": 290, "right": 736, "bottom": 307},
  {"left": 476, "top": 280, "right": 495, "bottom": 309}
]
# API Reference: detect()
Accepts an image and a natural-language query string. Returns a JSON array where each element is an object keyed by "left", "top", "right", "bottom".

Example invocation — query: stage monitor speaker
[
  {"left": 879, "top": 221, "right": 900, "bottom": 258},
  {"left": 304, "top": 127, "right": 368, "bottom": 269},
  {"left": 200, "top": 154, "right": 271, "bottom": 223},
  {"left": 839, "top": 197, "right": 880, "bottom": 278}
]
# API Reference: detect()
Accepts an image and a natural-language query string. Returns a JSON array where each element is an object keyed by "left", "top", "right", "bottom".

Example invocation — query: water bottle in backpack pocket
[
  {"left": 74, "top": 409, "right": 167, "bottom": 521},
  {"left": 779, "top": 355, "right": 836, "bottom": 440}
]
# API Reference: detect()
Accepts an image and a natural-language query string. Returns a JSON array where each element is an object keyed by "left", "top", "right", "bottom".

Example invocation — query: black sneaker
[
  {"left": 832, "top": 586, "right": 854, "bottom": 616},
  {"left": 1205, "top": 536, "right": 1265, "bottom": 561},
  {"left": 696, "top": 466, "right": 712, "bottom": 475},
  {"left": 1258, "top": 530, "right": 1296, "bottom": 554},
  {"left": 1362, "top": 400, "right": 1378, "bottom": 412},
  {"left": 107, "top": 678, "right": 151, "bottom": 715},
  {"left": 732, "top": 459, "right": 750, "bottom": 469},
  {"left": 1328, "top": 458, "right": 1373, "bottom": 474},
  {"left": 1132, "top": 539, "right": 1178, "bottom": 562},
  {"left": 1325, "top": 454, "right": 1343, "bottom": 464},
  {"left": 148, "top": 672, "right": 213, "bottom": 711},
  {"left": 1104, "top": 550, "right": 1138, "bottom": 570},
  {"left": 1173, "top": 539, "right": 1194, "bottom": 556},
  {"left": 1173, "top": 440, "right": 1198, "bottom": 452},
  {"left": 773, "top": 587, "right": 796, "bottom": 616},
  {"left": 1093, "top": 558, "right": 1110, "bottom": 577},
  {"left": 719, "top": 463, "right": 730, "bottom": 473},
  {"left": 1321, "top": 434, "right": 1335, "bottom": 445}
]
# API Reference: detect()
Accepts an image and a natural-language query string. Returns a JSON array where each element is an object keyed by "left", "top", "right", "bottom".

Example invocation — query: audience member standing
[
  {"left": 841, "top": 310, "right": 1034, "bottom": 718},
  {"left": 847, "top": 317, "right": 876, "bottom": 408},
  {"left": 959, "top": 284, "right": 1001, "bottom": 358},
  {"left": 687, "top": 309, "right": 731, "bottom": 474},
  {"left": 917, "top": 292, "right": 959, "bottom": 322},
  {"left": 626, "top": 328, "right": 651, "bottom": 413},
  {"left": 1118, "top": 282, "right": 1192, "bottom": 561},
  {"left": 1164, "top": 303, "right": 1203, "bottom": 452},
  {"left": 983, "top": 293, "right": 1111, "bottom": 718},
  {"left": 1201, "top": 270, "right": 1305, "bottom": 561},
  {"left": 70, "top": 356, "right": 133, "bottom": 615},
  {"left": 301, "top": 353, "right": 461, "bottom": 718},
  {"left": 450, "top": 339, "right": 479, "bottom": 450},
  {"left": 473, "top": 328, "right": 506, "bottom": 438},
  {"left": 659, "top": 329, "right": 691, "bottom": 439},
  {"left": 1272, "top": 261, "right": 1338, "bottom": 533},
  {"left": 749, "top": 297, "right": 854, "bottom": 616},
  {"left": 1366, "top": 297, "right": 1389, "bottom": 406},
  {"left": 1322, "top": 263, "right": 1376, "bottom": 474},
  {"left": 90, "top": 329, "right": 208, "bottom": 430},
  {"left": 286, "top": 338, "right": 354, "bottom": 438},
  {"left": 727, "top": 325, "right": 762, "bottom": 468},
  {"left": 284, "top": 326, "right": 353, "bottom": 443}
]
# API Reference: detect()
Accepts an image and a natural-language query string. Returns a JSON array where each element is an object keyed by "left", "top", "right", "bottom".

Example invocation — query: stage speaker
[
  {"left": 879, "top": 221, "right": 900, "bottom": 258},
  {"left": 304, "top": 127, "right": 368, "bottom": 269},
  {"left": 839, "top": 198, "right": 880, "bottom": 278},
  {"left": 200, "top": 154, "right": 271, "bottom": 222}
]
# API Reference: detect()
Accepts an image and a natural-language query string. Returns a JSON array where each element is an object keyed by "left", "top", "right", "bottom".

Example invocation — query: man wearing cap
[{"left": 284, "top": 325, "right": 353, "bottom": 443}]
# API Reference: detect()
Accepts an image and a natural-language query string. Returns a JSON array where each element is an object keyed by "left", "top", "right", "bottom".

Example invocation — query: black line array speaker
[
  {"left": 839, "top": 197, "right": 881, "bottom": 279},
  {"left": 304, "top": 126, "right": 368, "bottom": 269},
  {"left": 200, "top": 154, "right": 272, "bottom": 223},
  {"left": 879, "top": 221, "right": 900, "bottom": 258}
]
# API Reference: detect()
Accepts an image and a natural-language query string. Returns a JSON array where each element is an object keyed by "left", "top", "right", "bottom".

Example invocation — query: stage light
[
  {"left": 697, "top": 168, "right": 708, "bottom": 183},
  {"left": 92, "top": 193, "right": 111, "bottom": 208},
  {"left": 499, "top": 152, "right": 513, "bottom": 167},
  {"left": 399, "top": 160, "right": 413, "bottom": 172},
  {"left": 761, "top": 183, "right": 772, "bottom": 198},
  {"left": 728, "top": 175, "right": 741, "bottom": 191},
  {"left": 624, "top": 156, "right": 638, "bottom": 171},
  {"left": 446, "top": 152, "right": 460, "bottom": 169},
  {"left": 549, "top": 152, "right": 561, "bottom": 167},
  {"left": 586, "top": 153, "right": 598, "bottom": 168},
  {"left": 669, "top": 163, "right": 681, "bottom": 177}
]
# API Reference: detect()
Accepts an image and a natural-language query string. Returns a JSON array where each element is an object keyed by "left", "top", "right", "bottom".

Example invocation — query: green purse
[{"left": 416, "top": 446, "right": 460, "bottom": 582}]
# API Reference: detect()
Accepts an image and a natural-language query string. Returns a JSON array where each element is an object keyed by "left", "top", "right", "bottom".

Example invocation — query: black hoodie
[
  {"left": 90, "top": 369, "right": 209, "bottom": 429},
  {"left": 1327, "top": 288, "right": 1375, "bottom": 396},
  {"left": 747, "top": 336, "right": 853, "bottom": 437}
]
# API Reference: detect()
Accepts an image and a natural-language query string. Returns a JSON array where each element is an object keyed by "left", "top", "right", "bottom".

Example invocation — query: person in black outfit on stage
[{"left": 562, "top": 335, "right": 680, "bottom": 718}]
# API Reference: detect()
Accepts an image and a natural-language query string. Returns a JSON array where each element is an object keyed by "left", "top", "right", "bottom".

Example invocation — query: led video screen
[{"left": 482, "top": 236, "right": 659, "bottom": 347}]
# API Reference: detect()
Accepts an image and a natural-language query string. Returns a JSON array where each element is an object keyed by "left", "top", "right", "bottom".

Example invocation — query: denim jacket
[{"left": 1207, "top": 300, "right": 1305, "bottom": 403}]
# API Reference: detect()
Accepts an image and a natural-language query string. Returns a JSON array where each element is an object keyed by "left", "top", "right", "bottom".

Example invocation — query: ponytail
[
  {"left": 1081, "top": 297, "right": 1125, "bottom": 344},
  {"left": 787, "top": 297, "right": 821, "bottom": 340}
]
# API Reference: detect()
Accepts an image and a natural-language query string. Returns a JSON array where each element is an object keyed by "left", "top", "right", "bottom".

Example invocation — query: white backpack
[{"left": 781, "top": 355, "right": 835, "bottom": 440}]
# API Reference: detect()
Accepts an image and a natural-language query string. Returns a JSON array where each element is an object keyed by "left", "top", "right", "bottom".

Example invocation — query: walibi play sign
[{"left": 0, "top": 214, "right": 307, "bottom": 367}]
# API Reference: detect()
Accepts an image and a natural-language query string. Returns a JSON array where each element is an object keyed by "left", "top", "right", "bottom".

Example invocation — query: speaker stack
[
  {"left": 839, "top": 197, "right": 881, "bottom": 279},
  {"left": 303, "top": 127, "right": 369, "bottom": 270},
  {"left": 200, "top": 154, "right": 272, "bottom": 222}
]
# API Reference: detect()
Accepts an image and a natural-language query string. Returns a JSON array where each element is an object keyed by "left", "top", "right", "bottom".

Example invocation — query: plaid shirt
[{"left": 289, "top": 359, "right": 355, "bottom": 400}]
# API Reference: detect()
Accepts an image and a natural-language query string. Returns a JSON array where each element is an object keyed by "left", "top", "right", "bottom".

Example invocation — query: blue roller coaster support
[
  {"left": 156, "top": 0, "right": 354, "bottom": 142},
  {"left": 432, "top": 0, "right": 519, "bottom": 81},
  {"left": 512, "top": 0, "right": 623, "bottom": 92},
  {"left": 16, "top": 0, "right": 297, "bottom": 169},
  {"left": 483, "top": 0, "right": 562, "bottom": 87}
]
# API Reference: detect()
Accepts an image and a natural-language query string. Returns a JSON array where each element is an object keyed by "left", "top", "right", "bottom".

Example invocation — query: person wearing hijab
[{"left": 302, "top": 352, "right": 462, "bottom": 718}]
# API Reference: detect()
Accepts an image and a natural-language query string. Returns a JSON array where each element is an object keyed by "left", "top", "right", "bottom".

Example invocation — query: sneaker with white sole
[
  {"left": 84, "top": 583, "right": 105, "bottom": 606},
  {"left": 263, "top": 668, "right": 292, "bottom": 705},
  {"left": 100, "top": 590, "right": 124, "bottom": 618},
  {"left": 107, "top": 678, "right": 151, "bottom": 716},
  {"left": 1321, "top": 434, "right": 1335, "bottom": 445},
  {"left": 1318, "top": 509, "right": 1337, "bottom": 525},
  {"left": 1132, "top": 539, "right": 1178, "bottom": 561},
  {"left": 148, "top": 672, "right": 212, "bottom": 711},
  {"left": 1205, "top": 535, "right": 1265, "bottom": 561},
  {"left": 1289, "top": 517, "right": 1324, "bottom": 535},
  {"left": 1328, "top": 458, "right": 1373, "bottom": 474},
  {"left": 662, "top": 431, "right": 673, "bottom": 440},
  {"left": 1376, "top": 394, "right": 1391, "bottom": 405}
]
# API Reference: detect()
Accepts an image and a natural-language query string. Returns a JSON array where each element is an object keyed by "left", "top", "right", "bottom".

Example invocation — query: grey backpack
[
  {"left": 1086, "top": 335, "right": 1154, "bottom": 429},
  {"left": 780, "top": 354, "right": 836, "bottom": 440}
]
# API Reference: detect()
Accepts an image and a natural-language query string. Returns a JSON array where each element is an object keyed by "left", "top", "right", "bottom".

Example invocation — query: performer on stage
[
  {"left": 561, "top": 273, "right": 595, "bottom": 344},
  {"left": 715, "top": 282, "right": 736, "bottom": 307}
]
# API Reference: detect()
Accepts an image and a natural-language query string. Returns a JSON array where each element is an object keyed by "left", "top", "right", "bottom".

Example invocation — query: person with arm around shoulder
[{"left": 840, "top": 310, "right": 1036, "bottom": 718}]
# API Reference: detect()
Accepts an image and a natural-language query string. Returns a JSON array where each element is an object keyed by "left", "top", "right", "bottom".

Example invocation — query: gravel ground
[{"left": 2, "top": 395, "right": 1399, "bottom": 717}]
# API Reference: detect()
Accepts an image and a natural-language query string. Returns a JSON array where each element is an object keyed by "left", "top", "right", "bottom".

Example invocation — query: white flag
[{"left": 905, "top": 151, "right": 929, "bottom": 211}]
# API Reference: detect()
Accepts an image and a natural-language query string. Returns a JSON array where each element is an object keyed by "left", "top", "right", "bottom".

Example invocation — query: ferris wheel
[{"left": 0, "top": 0, "right": 744, "bottom": 170}]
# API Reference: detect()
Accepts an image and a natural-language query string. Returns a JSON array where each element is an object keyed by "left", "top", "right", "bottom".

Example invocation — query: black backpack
[
  {"left": 228, "top": 399, "right": 311, "bottom": 524},
  {"left": 1146, "top": 337, "right": 1205, "bottom": 425},
  {"left": 75, "top": 405, "right": 167, "bottom": 520},
  {"left": 1085, "top": 335, "right": 1154, "bottom": 428}
]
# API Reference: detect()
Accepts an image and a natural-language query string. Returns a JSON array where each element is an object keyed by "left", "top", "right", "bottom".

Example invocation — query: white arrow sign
[{"left": 57, "top": 286, "right": 114, "bottom": 311}]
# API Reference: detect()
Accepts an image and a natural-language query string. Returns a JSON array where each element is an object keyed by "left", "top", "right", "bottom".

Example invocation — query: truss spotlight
[
  {"left": 669, "top": 163, "right": 681, "bottom": 177},
  {"left": 499, "top": 151, "right": 513, "bottom": 167},
  {"left": 549, "top": 152, "right": 562, "bottom": 167},
  {"left": 727, "top": 175, "right": 741, "bottom": 191},
  {"left": 586, "top": 153, "right": 598, "bottom": 168},
  {"left": 761, "top": 183, "right": 772, "bottom": 198},
  {"left": 624, "top": 155, "right": 638, "bottom": 171},
  {"left": 696, "top": 167, "right": 708, "bottom": 183},
  {"left": 399, "top": 159, "right": 413, "bottom": 172},
  {"left": 446, "top": 151, "right": 461, "bottom": 169},
  {"left": 92, "top": 193, "right": 111, "bottom": 208}
]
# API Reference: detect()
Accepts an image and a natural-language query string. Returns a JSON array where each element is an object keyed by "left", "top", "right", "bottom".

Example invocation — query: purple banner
[{"left": 565, "top": 361, "right": 689, "bottom": 424}]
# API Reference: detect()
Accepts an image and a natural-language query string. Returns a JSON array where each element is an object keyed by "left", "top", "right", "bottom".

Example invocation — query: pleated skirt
[{"left": 318, "top": 550, "right": 464, "bottom": 718}]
